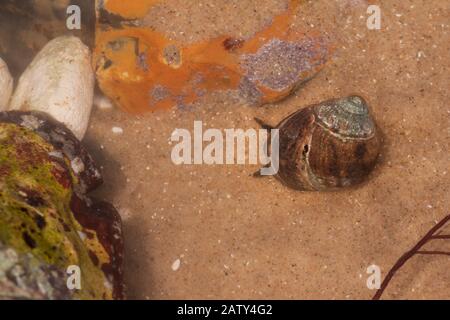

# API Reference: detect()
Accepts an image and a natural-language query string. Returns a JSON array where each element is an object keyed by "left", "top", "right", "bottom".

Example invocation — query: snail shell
[
  {"left": 0, "top": 57, "right": 13, "bottom": 109},
  {"left": 276, "top": 96, "right": 381, "bottom": 191},
  {"left": 9, "top": 36, "right": 94, "bottom": 140}
]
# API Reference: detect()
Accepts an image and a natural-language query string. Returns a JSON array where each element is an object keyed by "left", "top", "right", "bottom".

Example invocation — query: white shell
[
  {"left": 94, "top": 93, "right": 114, "bottom": 110},
  {"left": 9, "top": 36, "right": 94, "bottom": 140},
  {"left": 0, "top": 57, "right": 13, "bottom": 109}
]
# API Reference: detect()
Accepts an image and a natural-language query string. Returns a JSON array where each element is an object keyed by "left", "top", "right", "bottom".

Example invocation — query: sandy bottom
[{"left": 83, "top": 0, "right": 449, "bottom": 299}]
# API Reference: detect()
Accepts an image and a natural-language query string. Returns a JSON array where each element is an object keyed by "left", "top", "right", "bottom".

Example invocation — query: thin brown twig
[
  {"left": 430, "top": 235, "right": 450, "bottom": 240},
  {"left": 416, "top": 250, "right": 450, "bottom": 257},
  {"left": 372, "top": 214, "right": 450, "bottom": 300}
]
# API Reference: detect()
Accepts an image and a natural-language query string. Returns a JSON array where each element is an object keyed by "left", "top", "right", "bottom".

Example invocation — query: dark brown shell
[{"left": 276, "top": 96, "right": 381, "bottom": 191}]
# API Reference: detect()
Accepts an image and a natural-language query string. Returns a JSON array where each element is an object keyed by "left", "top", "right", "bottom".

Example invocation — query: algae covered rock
[{"left": 0, "top": 111, "right": 124, "bottom": 299}]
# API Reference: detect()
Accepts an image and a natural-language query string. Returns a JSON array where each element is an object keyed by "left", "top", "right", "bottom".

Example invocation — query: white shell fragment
[
  {"left": 171, "top": 258, "right": 181, "bottom": 271},
  {"left": 9, "top": 36, "right": 94, "bottom": 140},
  {"left": 112, "top": 126, "right": 124, "bottom": 134},
  {"left": 94, "top": 93, "right": 114, "bottom": 110},
  {"left": 0, "top": 57, "right": 13, "bottom": 109}
]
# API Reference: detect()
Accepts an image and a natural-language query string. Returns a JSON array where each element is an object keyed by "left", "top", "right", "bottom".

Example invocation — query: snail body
[{"left": 274, "top": 96, "right": 381, "bottom": 191}]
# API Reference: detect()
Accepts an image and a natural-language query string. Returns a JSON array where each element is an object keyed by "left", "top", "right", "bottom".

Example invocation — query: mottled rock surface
[{"left": 0, "top": 111, "right": 124, "bottom": 300}]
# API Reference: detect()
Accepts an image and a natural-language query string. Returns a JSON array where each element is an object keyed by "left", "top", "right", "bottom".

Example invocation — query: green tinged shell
[{"left": 314, "top": 96, "right": 376, "bottom": 139}]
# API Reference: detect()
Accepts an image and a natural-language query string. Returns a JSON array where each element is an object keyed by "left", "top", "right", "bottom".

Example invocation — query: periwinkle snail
[{"left": 258, "top": 96, "right": 382, "bottom": 191}]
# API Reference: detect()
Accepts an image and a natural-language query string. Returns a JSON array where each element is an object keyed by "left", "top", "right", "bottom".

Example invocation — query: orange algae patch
[
  {"left": 94, "top": 0, "right": 332, "bottom": 113},
  {"left": 103, "top": 0, "right": 159, "bottom": 19}
]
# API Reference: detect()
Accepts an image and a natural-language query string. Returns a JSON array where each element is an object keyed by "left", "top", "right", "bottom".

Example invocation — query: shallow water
[
  {"left": 2, "top": 0, "right": 450, "bottom": 299},
  {"left": 83, "top": 0, "right": 450, "bottom": 299}
]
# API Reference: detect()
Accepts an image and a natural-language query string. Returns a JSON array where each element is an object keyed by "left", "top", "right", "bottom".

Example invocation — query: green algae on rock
[{"left": 0, "top": 111, "right": 124, "bottom": 299}]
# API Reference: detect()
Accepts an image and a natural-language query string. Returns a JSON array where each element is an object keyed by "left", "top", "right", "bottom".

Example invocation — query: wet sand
[{"left": 83, "top": 0, "right": 450, "bottom": 299}]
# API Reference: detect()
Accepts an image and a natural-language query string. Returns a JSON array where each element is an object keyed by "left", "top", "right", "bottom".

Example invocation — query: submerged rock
[
  {"left": 94, "top": 0, "right": 333, "bottom": 112},
  {"left": 0, "top": 111, "right": 124, "bottom": 300}
]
